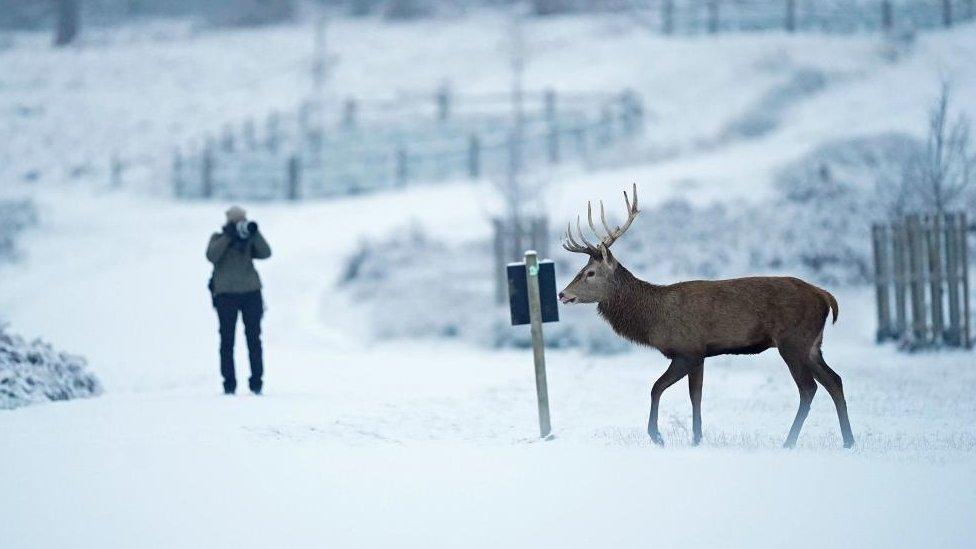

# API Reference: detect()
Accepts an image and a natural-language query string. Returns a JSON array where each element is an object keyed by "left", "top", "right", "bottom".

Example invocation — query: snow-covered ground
[{"left": 2, "top": 13, "right": 976, "bottom": 549}]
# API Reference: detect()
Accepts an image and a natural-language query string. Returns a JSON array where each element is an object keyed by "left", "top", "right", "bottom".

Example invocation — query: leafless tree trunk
[{"left": 54, "top": 0, "right": 80, "bottom": 47}]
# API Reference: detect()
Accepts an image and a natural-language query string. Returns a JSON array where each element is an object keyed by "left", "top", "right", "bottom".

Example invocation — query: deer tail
[{"left": 819, "top": 289, "right": 839, "bottom": 324}]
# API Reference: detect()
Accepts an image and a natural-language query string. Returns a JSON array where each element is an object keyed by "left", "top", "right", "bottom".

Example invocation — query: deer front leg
[
  {"left": 648, "top": 358, "right": 691, "bottom": 446},
  {"left": 687, "top": 359, "right": 705, "bottom": 445}
]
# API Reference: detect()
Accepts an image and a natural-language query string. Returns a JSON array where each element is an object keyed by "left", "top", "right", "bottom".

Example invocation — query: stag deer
[{"left": 558, "top": 184, "right": 854, "bottom": 449}]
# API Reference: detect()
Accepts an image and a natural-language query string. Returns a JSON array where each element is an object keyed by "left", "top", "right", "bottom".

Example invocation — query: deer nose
[{"left": 558, "top": 292, "right": 565, "bottom": 299}]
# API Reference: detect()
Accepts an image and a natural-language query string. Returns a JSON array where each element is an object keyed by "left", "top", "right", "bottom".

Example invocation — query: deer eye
[{"left": 586, "top": 271, "right": 595, "bottom": 278}]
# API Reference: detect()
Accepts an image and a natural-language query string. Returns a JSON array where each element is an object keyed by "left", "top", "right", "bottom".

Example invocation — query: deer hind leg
[
  {"left": 807, "top": 349, "right": 855, "bottom": 449},
  {"left": 648, "top": 358, "right": 691, "bottom": 446},
  {"left": 687, "top": 359, "right": 705, "bottom": 446},
  {"left": 778, "top": 346, "right": 817, "bottom": 449}
]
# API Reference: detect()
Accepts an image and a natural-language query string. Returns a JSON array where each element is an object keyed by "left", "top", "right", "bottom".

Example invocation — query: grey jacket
[{"left": 206, "top": 230, "right": 272, "bottom": 294}]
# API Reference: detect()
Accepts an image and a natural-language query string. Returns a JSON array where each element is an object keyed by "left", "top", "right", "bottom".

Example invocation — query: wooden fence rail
[
  {"left": 172, "top": 88, "right": 643, "bottom": 201},
  {"left": 871, "top": 212, "right": 971, "bottom": 350}
]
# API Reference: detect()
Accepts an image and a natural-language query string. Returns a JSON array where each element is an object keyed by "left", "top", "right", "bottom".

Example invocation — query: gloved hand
[{"left": 247, "top": 221, "right": 258, "bottom": 234}]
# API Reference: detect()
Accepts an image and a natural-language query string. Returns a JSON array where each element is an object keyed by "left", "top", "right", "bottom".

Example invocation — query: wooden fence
[
  {"left": 172, "top": 88, "right": 643, "bottom": 201},
  {"left": 871, "top": 212, "right": 971, "bottom": 350},
  {"left": 634, "top": 0, "right": 975, "bottom": 34}
]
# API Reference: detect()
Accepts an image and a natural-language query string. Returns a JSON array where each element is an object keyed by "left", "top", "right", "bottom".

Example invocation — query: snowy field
[{"left": 2, "top": 13, "right": 976, "bottom": 549}]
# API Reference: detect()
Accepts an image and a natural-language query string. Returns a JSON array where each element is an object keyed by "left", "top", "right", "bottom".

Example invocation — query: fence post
[
  {"left": 436, "top": 83, "right": 451, "bottom": 122},
  {"left": 201, "top": 144, "right": 214, "bottom": 199},
  {"left": 343, "top": 98, "right": 358, "bottom": 130},
  {"left": 959, "top": 213, "right": 971, "bottom": 347},
  {"left": 926, "top": 215, "right": 945, "bottom": 344},
  {"left": 221, "top": 124, "right": 235, "bottom": 152},
  {"left": 468, "top": 134, "right": 481, "bottom": 178},
  {"left": 785, "top": 0, "right": 796, "bottom": 32},
  {"left": 266, "top": 112, "right": 281, "bottom": 151},
  {"left": 906, "top": 214, "right": 928, "bottom": 346},
  {"left": 892, "top": 222, "right": 909, "bottom": 341},
  {"left": 395, "top": 146, "right": 407, "bottom": 186},
  {"left": 544, "top": 89, "right": 559, "bottom": 163},
  {"left": 493, "top": 218, "right": 507, "bottom": 304},
  {"left": 944, "top": 213, "right": 962, "bottom": 346},
  {"left": 243, "top": 118, "right": 256, "bottom": 149},
  {"left": 286, "top": 155, "right": 301, "bottom": 201},
  {"left": 881, "top": 0, "right": 893, "bottom": 31},
  {"left": 707, "top": 0, "right": 719, "bottom": 33},
  {"left": 110, "top": 153, "right": 123, "bottom": 189},
  {"left": 872, "top": 224, "right": 893, "bottom": 341},
  {"left": 662, "top": 0, "right": 674, "bottom": 34},
  {"left": 172, "top": 149, "right": 184, "bottom": 198},
  {"left": 943, "top": 0, "right": 953, "bottom": 27}
]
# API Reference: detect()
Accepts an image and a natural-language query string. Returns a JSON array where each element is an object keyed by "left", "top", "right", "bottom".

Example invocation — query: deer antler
[{"left": 562, "top": 183, "right": 640, "bottom": 256}]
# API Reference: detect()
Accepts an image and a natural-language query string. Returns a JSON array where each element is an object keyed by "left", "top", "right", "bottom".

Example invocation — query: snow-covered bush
[
  {"left": 0, "top": 199, "right": 38, "bottom": 262},
  {"left": 338, "top": 223, "right": 630, "bottom": 353},
  {"left": 0, "top": 325, "right": 102, "bottom": 410},
  {"left": 340, "top": 132, "right": 941, "bottom": 351}
]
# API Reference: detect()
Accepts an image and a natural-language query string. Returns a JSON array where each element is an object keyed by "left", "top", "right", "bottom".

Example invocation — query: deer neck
[{"left": 597, "top": 265, "right": 663, "bottom": 346}]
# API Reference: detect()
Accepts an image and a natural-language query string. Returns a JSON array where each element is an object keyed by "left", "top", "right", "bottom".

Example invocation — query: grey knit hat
[{"left": 225, "top": 205, "right": 247, "bottom": 222}]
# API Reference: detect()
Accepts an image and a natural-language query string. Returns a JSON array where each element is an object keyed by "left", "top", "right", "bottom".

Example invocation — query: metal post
[
  {"left": 707, "top": 0, "right": 719, "bottom": 33},
  {"left": 524, "top": 250, "right": 552, "bottom": 439},
  {"left": 926, "top": 215, "right": 944, "bottom": 344},
  {"left": 785, "top": 0, "right": 796, "bottom": 32},
  {"left": 872, "top": 224, "right": 892, "bottom": 341},
  {"left": 943, "top": 0, "right": 953, "bottom": 27}
]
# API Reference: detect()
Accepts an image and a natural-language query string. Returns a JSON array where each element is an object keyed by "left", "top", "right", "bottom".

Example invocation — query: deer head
[{"left": 558, "top": 184, "right": 640, "bottom": 304}]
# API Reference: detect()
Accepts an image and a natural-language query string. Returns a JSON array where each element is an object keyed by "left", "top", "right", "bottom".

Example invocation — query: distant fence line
[
  {"left": 172, "top": 88, "right": 643, "bottom": 201},
  {"left": 871, "top": 212, "right": 971, "bottom": 350},
  {"left": 631, "top": 0, "right": 975, "bottom": 34}
]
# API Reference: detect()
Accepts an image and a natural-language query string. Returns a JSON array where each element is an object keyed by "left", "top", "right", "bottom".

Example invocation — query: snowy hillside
[{"left": 1, "top": 12, "right": 975, "bottom": 549}]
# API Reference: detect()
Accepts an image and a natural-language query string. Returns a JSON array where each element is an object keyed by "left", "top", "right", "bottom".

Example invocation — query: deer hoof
[{"left": 648, "top": 431, "right": 665, "bottom": 446}]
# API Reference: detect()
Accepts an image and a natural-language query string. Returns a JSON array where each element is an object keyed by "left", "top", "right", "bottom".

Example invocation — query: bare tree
[{"left": 904, "top": 82, "right": 975, "bottom": 215}]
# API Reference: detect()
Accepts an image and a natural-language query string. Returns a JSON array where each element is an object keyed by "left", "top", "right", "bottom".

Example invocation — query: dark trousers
[{"left": 215, "top": 290, "right": 264, "bottom": 392}]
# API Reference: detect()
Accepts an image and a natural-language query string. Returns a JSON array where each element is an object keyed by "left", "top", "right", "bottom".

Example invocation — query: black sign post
[{"left": 507, "top": 251, "right": 558, "bottom": 439}]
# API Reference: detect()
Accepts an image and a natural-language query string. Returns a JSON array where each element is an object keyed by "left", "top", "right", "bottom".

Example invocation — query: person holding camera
[{"left": 206, "top": 206, "right": 272, "bottom": 395}]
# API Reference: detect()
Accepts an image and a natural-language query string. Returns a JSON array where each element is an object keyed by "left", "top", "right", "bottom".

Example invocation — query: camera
[{"left": 235, "top": 220, "right": 251, "bottom": 240}]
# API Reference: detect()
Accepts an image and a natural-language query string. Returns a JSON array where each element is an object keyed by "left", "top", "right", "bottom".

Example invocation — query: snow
[{"left": 2, "top": 13, "right": 976, "bottom": 549}]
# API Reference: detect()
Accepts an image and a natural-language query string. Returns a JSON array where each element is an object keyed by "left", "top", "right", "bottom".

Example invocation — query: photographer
[{"left": 206, "top": 206, "right": 272, "bottom": 395}]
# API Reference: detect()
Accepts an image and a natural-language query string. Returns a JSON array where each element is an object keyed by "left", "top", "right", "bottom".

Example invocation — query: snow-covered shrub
[
  {"left": 0, "top": 325, "right": 102, "bottom": 410},
  {"left": 339, "top": 223, "right": 629, "bottom": 353},
  {"left": 0, "top": 199, "right": 38, "bottom": 262},
  {"left": 341, "top": 132, "right": 938, "bottom": 351}
]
